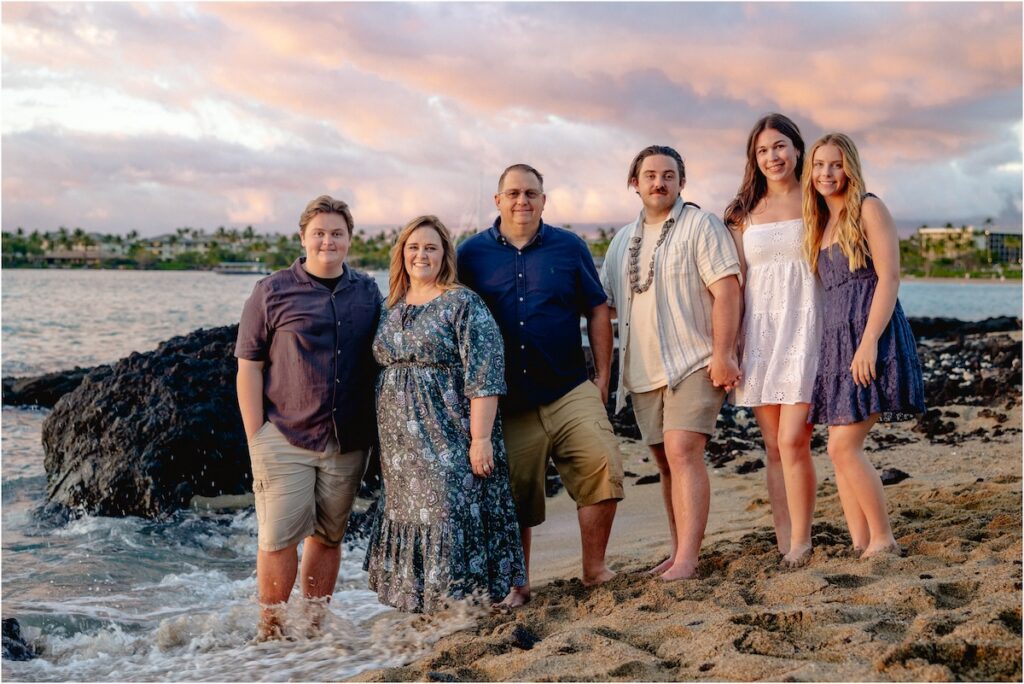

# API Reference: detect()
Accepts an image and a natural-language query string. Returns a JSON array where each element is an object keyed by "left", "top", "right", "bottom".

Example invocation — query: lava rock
[
  {"left": 42, "top": 325, "right": 253, "bottom": 518},
  {"left": 913, "top": 408, "right": 958, "bottom": 441},
  {"left": 2, "top": 367, "right": 93, "bottom": 407},
  {"left": 880, "top": 468, "right": 911, "bottom": 485},
  {"left": 635, "top": 474, "right": 661, "bottom": 485},
  {"left": 510, "top": 624, "right": 541, "bottom": 650},
  {"left": 735, "top": 458, "right": 765, "bottom": 475},
  {"left": 908, "top": 316, "right": 1020, "bottom": 341},
  {"left": 2, "top": 618, "right": 35, "bottom": 661}
]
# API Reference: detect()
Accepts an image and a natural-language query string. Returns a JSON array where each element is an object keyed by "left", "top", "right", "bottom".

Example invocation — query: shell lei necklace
[{"left": 628, "top": 218, "right": 675, "bottom": 294}]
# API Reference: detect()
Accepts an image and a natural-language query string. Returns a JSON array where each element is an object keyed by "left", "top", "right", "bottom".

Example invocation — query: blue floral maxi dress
[
  {"left": 808, "top": 245, "right": 926, "bottom": 425},
  {"left": 364, "top": 287, "right": 527, "bottom": 612}
]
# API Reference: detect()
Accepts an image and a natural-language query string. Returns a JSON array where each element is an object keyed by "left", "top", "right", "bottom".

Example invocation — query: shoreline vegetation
[{"left": 2, "top": 227, "right": 1021, "bottom": 280}]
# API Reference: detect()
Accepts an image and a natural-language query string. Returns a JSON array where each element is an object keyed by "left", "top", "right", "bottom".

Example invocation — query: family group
[{"left": 234, "top": 113, "right": 926, "bottom": 639}]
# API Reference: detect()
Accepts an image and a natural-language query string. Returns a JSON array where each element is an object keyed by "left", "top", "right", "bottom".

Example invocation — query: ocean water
[{"left": 1, "top": 269, "right": 1020, "bottom": 680}]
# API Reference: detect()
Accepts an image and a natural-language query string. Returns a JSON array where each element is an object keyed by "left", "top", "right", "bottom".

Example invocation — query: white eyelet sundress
[{"left": 733, "top": 218, "right": 823, "bottom": 407}]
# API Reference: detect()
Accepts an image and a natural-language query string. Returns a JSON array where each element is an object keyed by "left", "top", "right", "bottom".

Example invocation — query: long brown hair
[
  {"left": 386, "top": 215, "right": 460, "bottom": 307},
  {"left": 801, "top": 133, "right": 869, "bottom": 273},
  {"left": 723, "top": 113, "right": 805, "bottom": 230}
]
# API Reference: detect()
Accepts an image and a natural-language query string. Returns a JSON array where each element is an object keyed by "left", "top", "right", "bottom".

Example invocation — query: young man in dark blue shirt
[{"left": 457, "top": 164, "right": 624, "bottom": 606}]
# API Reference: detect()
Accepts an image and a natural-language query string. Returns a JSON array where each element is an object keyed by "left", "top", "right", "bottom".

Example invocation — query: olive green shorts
[
  {"left": 630, "top": 367, "right": 726, "bottom": 445},
  {"left": 248, "top": 421, "right": 367, "bottom": 552},
  {"left": 502, "top": 381, "right": 625, "bottom": 528}
]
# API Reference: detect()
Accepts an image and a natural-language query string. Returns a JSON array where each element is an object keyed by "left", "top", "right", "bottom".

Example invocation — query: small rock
[
  {"left": 880, "top": 468, "right": 911, "bottom": 485},
  {"left": 735, "top": 459, "right": 764, "bottom": 475},
  {"left": 2, "top": 618, "right": 35, "bottom": 661},
  {"left": 511, "top": 624, "right": 541, "bottom": 650},
  {"left": 635, "top": 474, "right": 661, "bottom": 485}
]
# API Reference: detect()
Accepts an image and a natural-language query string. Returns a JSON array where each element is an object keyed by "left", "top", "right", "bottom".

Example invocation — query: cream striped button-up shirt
[{"left": 600, "top": 197, "right": 741, "bottom": 414}]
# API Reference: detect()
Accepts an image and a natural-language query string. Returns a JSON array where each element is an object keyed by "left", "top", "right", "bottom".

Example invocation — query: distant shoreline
[
  {"left": 902, "top": 275, "right": 1022, "bottom": 285},
  {"left": 4, "top": 266, "right": 1022, "bottom": 284}
]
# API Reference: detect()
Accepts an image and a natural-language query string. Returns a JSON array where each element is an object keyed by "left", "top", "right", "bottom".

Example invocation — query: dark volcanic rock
[
  {"left": 908, "top": 316, "right": 1020, "bottom": 341},
  {"left": 880, "top": 468, "right": 911, "bottom": 485},
  {"left": 3, "top": 367, "right": 92, "bottom": 407},
  {"left": 42, "top": 325, "right": 251, "bottom": 518},
  {"left": 735, "top": 458, "right": 765, "bottom": 475},
  {"left": 2, "top": 618, "right": 35, "bottom": 661}
]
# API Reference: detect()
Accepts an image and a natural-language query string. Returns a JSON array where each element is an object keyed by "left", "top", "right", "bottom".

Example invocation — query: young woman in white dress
[{"left": 724, "top": 113, "right": 822, "bottom": 567}]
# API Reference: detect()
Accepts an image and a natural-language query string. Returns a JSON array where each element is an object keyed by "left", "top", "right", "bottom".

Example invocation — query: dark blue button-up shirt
[
  {"left": 235, "top": 258, "right": 382, "bottom": 453},
  {"left": 457, "top": 219, "right": 606, "bottom": 411}
]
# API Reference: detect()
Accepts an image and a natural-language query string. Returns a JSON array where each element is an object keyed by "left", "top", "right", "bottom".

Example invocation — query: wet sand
[{"left": 357, "top": 400, "right": 1022, "bottom": 682}]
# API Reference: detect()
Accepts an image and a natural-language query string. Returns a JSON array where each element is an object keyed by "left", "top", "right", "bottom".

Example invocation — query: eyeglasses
[{"left": 498, "top": 189, "right": 542, "bottom": 201}]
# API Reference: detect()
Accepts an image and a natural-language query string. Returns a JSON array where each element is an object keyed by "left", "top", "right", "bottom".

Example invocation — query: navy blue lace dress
[
  {"left": 808, "top": 245, "right": 925, "bottom": 425},
  {"left": 364, "top": 287, "right": 526, "bottom": 612}
]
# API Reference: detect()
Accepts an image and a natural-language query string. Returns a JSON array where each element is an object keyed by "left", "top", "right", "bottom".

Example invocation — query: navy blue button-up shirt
[
  {"left": 235, "top": 258, "right": 382, "bottom": 453},
  {"left": 457, "top": 219, "right": 606, "bottom": 411}
]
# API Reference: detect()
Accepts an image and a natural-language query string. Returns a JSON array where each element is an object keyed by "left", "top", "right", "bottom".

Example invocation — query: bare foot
[
  {"left": 646, "top": 557, "right": 674, "bottom": 575},
  {"left": 582, "top": 567, "right": 616, "bottom": 587},
  {"left": 257, "top": 605, "right": 287, "bottom": 642},
  {"left": 658, "top": 561, "right": 698, "bottom": 582},
  {"left": 255, "top": 622, "right": 286, "bottom": 643},
  {"left": 780, "top": 544, "right": 812, "bottom": 569},
  {"left": 499, "top": 585, "right": 531, "bottom": 608},
  {"left": 861, "top": 543, "right": 904, "bottom": 559}
]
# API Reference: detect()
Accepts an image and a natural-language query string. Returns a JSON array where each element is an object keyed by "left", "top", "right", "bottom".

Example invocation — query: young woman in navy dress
[{"left": 803, "top": 133, "right": 925, "bottom": 558}]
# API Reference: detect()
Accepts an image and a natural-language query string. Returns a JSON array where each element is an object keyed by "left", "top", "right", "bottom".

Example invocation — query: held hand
[
  {"left": 850, "top": 340, "right": 878, "bottom": 388},
  {"left": 709, "top": 354, "right": 742, "bottom": 393},
  {"left": 469, "top": 437, "right": 494, "bottom": 478},
  {"left": 591, "top": 374, "right": 610, "bottom": 406}
]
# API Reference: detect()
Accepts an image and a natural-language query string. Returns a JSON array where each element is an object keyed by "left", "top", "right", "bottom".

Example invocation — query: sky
[{"left": 2, "top": 2, "right": 1022, "bottom": 237}]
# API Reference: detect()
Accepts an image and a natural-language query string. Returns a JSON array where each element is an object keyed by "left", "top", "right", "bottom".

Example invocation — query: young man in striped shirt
[{"left": 600, "top": 145, "right": 742, "bottom": 581}]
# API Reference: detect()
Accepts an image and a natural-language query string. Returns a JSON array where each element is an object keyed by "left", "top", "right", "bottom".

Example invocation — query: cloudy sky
[{"left": 2, "top": 2, "right": 1021, "bottom": 237}]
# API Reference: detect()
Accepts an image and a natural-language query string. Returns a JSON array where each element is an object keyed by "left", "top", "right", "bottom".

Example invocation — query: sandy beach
[{"left": 358, "top": 381, "right": 1022, "bottom": 680}]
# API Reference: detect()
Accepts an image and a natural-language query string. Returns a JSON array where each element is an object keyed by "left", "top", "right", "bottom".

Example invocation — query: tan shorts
[
  {"left": 502, "top": 381, "right": 624, "bottom": 528},
  {"left": 631, "top": 367, "right": 726, "bottom": 445},
  {"left": 248, "top": 421, "right": 367, "bottom": 552}
]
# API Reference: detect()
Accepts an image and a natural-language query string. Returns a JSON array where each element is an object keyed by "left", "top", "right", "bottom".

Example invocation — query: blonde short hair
[{"left": 299, "top": 195, "right": 354, "bottom": 236}]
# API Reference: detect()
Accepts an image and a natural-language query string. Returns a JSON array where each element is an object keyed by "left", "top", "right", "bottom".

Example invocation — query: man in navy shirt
[{"left": 458, "top": 164, "right": 624, "bottom": 606}]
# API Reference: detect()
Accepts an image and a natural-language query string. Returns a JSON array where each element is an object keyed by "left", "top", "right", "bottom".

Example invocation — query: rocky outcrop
[
  {"left": 2, "top": 368, "right": 91, "bottom": 408},
  {"left": 908, "top": 315, "right": 1020, "bottom": 341},
  {"left": 42, "top": 326, "right": 250, "bottom": 518},
  {"left": 32, "top": 317, "right": 1023, "bottom": 518}
]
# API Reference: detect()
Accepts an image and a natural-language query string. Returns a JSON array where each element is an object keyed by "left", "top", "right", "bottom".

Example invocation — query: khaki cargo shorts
[
  {"left": 631, "top": 367, "right": 726, "bottom": 445},
  {"left": 502, "top": 381, "right": 624, "bottom": 528},
  {"left": 248, "top": 421, "right": 367, "bottom": 552}
]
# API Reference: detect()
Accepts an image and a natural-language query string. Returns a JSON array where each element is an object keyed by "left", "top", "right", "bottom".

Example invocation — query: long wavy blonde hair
[
  {"left": 387, "top": 215, "right": 460, "bottom": 307},
  {"left": 802, "top": 133, "right": 870, "bottom": 273}
]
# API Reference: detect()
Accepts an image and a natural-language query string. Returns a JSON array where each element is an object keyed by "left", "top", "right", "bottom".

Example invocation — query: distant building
[
  {"left": 915, "top": 226, "right": 1021, "bottom": 264},
  {"left": 985, "top": 231, "right": 1023, "bottom": 264},
  {"left": 140, "top": 234, "right": 218, "bottom": 260}
]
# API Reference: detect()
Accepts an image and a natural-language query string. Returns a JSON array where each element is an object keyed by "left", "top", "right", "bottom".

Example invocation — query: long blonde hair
[
  {"left": 802, "top": 133, "right": 870, "bottom": 273},
  {"left": 386, "top": 215, "right": 459, "bottom": 307}
]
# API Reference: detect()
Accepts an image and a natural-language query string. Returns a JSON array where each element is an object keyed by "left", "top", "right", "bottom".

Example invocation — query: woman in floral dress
[{"left": 364, "top": 215, "right": 526, "bottom": 612}]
